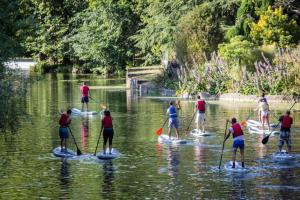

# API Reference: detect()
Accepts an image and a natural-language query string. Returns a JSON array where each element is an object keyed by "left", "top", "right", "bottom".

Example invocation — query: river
[{"left": 0, "top": 73, "right": 299, "bottom": 199}]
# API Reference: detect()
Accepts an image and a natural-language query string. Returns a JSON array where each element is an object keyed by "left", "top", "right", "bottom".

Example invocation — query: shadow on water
[
  {"left": 101, "top": 160, "right": 115, "bottom": 199},
  {"left": 80, "top": 116, "right": 90, "bottom": 151}
]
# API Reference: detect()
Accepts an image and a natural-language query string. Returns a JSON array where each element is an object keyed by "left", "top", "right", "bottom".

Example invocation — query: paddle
[
  {"left": 185, "top": 111, "right": 197, "bottom": 134},
  {"left": 94, "top": 127, "right": 103, "bottom": 156},
  {"left": 218, "top": 120, "right": 229, "bottom": 169},
  {"left": 240, "top": 112, "right": 252, "bottom": 127},
  {"left": 155, "top": 118, "right": 169, "bottom": 136},
  {"left": 262, "top": 100, "right": 298, "bottom": 145},
  {"left": 67, "top": 127, "right": 82, "bottom": 155}
]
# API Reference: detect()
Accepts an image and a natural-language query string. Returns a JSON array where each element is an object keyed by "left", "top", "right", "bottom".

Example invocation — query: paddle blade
[
  {"left": 77, "top": 148, "right": 82, "bottom": 156},
  {"left": 240, "top": 121, "right": 246, "bottom": 127},
  {"left": 155, "top": 128, "right": 163, "bottom": 136},
  {"left": 262, "top": 135, "right": 270, "bottom": 144}
]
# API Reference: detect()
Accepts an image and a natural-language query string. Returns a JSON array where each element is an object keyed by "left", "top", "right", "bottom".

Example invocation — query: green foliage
[
  {"left": 0, "top": 0, "right": 33, "bottom": 63},
  {"left": 250, "top": 6, "right": 300, "bottom": 47},
  {"left": 132, "top": 0, "right": 196, "bottom": 65},
  {"left": 231, "top": 0, "right": 274, "bottom": 39},
  {"left": 69, "top": 0, "right": 139, "bottom": 72},
  {"left": 218, "top": 36, "right": 260, "bottom": 73},
  {"left": 27, "top": 0, "right": 87, "bottom": 64},
  {"left": 176, "top": 2, "right": 223, "bottom": 66},
  {"left": 0, "top": 67, "right": 28, "bottom": 133}
]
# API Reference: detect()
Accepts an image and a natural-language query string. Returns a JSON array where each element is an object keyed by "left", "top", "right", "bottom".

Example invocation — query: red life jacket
[
  {"left": 197, "top": 100, "right": 205, "bottom": 112},
  {"left": 59, "top": 113, "right": 69, "bottom": 127},
  {"left": 282, "top": 115, "right": 292, "bottom": 128},
  {"left": 102, "top": 116, "right": 113, "bottom": 128},
  {"left": 232, "top": 123, "right": 243, "bottom": 138},
  {"left": 81, "top": 85, "right": 89, "bottom": 97}
]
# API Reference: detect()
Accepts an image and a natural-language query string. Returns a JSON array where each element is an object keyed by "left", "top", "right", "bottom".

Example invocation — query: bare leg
[
  {"left": 232, "top": 148, "right": 237, "bottom": 168},
  {"left": 86, "top": 102, "right": 88, "bottom": 112},
  {"left": 240, "top": 148, "right": 245, "bottom": 167},
  {"left": 201, "top": 121, "right": 205, "bottom": 133},
  {"left": 64, "top": 139, "right": 67, "bottom": 150},
  {"left": 103, "top": 143, "right": 106, "bottom": 154},
  {"left": 109, "top": 145, "right": 112, "bottom": 154},
  {"left": 262, "top": 116, "right": 265, "bottom": 131},
  {"left": 168, "top": 128, "right": 171, "bottom": 139},
  {"left": 175, "top": 128, "right": 179, "bottom": 140},
  {"left": 81, "top": 103, "right": 84, "bottom": 112},
  {"left": 266, "top": 114, "right": 270, "bottom": 131},
  {"left": 61, "top": 139, "right": 64, "bottom": 151}
]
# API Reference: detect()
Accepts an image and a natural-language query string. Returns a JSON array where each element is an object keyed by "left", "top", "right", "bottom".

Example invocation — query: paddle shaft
[
  {"left": 186, "top": 111, "right": 197, "bottom": 133},
  {"left": 262, "top": 101, "right": 297, "bottom": 144},
  {"left": 218, "top": 120, "right": 229, "bottom": 169},
  {"left": 94, "top": 127, "right": 103, "bottom": 156},
  {"left": 68, "top": 127, "right": 82, "bottom": 155}
]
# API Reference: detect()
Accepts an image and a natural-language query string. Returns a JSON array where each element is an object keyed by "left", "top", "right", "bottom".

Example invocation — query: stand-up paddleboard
[
  {"left": 247, "top": 119, "right": 276, "bottom": 128},
  {"left": 224, "top": 161, "right": 247, "bottom": 172},
  {"left": 248, "top": 126, "right": 280, "bottom": 135},
  {"left": 271, "top": 150, "right": 295, "bottom": 161},
  {"left": 52, "top": 147, "right": 77, "bottom": 158},
  {"left": 189, "top": 129, "right": 212, "bottom": 137},
  {"left": 158, "top": 134, "right": 187, "bottom": 145},
  {"left": 71, "top": 108, "right": 97, "bottom": 115},
  {"left": 96, "top": 148, "right": 120, "bottom": 160}
]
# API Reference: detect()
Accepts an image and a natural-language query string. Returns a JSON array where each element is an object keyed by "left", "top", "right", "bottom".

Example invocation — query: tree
[
  {"left": 231, "top": 0, "right": 274, "bottom": 39},
  {"left": 69, "top": 0, "right": 140, "bottom": 72},
  {"left": 250, "top": 6, "right": 300, "bottom": 47},
  {"left": 27, "top": 0, "right": 87, "bottom": 65},
  {"left": 132, "top": 0, "right": 196, "bottom": 65},
  {"left": 176, "top": 2, "right": 223, "bottom": 67}
]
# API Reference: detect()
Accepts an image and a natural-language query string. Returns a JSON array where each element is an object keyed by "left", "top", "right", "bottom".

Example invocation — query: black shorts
[
  {"left": 81, "top": 96, "right": 89, "bottom": 103},
  {"left": 103, "top": 128, "right": 114, "bottom": 145}
]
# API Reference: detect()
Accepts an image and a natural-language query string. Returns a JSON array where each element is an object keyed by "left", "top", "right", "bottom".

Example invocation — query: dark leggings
[{"left": 103, "top": 128, "right": 114, "bottom": 145}]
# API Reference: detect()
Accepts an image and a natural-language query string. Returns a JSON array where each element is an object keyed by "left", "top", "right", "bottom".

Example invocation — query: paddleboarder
[
  {"left": 225, "top": 118, "right": 245, "bottom": 168},
  {"left": 257, "top": 92, "right": 270, "bottom": 131},
  {"left": 101, "top": 110, "right": 114, "bottom": 154},
  {"left": 278, "top": 110, "right": 293, "bottom": 153},
  {"left": 195, "top": 95, "right": 206, "bottom": 133},
  {"left": 80, "top": 81, "right": 90, "bottom": 111},
  {"left": 59, "top": 109, "right": 72, "bottom": 152},
  {"left": 167, "top": 101, "right": 179, "bottom": 139}
]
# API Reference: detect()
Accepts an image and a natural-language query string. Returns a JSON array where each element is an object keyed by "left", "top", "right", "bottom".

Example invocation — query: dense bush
[{"left": 250, "top": 6, "right": 300, "bottom": 47}]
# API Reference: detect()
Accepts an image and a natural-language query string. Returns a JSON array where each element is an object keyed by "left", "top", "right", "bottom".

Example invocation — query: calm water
[{"left": 0, "top": 73, "right": 300, "bottom": 199}]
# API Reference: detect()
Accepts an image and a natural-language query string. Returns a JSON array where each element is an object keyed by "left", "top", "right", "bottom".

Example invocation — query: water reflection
[
  {"left": 278, "top": 169, "right": 295, "bottom": 199},
  {"left": 59, "top": 159, "right": 70, "bottom": 186},
  {"left": 80, "top": 116, "right": 90, "bottom": 151},
  {"left": 229, "top": 175, "right": 247, "bottom": 200},
  {"left": 101, "top": 160, "right": 115, "bottom": 199},
  {"left": 167, "top": 146, "right": 180, "bottom": 178},
  {"left": 194, "top": 138, "right": 206, "bottom": 173}
]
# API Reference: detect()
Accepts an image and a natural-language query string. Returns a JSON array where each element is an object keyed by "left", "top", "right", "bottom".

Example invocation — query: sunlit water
[{"left": 0, "top": 73, "right": 300, "bottom": 199}]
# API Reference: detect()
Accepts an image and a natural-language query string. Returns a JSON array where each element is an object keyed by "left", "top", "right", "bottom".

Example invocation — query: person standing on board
[
  {"left": 225, "top": 118, "right": 245, "bottom": 168},
  {"left": 59, "top": 109, "right": 72, "bottom": 151},
  {"left": 80, "top": 81, "right": 90, "bottom": 111},
  {"left": 278, "top": 110, "right": 293, "bottom": 153},
  {"left": 195, "top": 95, "right": 206, "bottom": 133},
  {"left": 167, "top": 101, "right": 179, "bottom": 139},
  {"left": 101, "top": 110, "right": 114, "bottom": 154},
  {"left": 257, "top": 92, "right": 270, "bottom": 131}
]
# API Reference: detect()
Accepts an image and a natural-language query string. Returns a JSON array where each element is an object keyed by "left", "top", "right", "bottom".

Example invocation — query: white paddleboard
[
  {"left": 190, "top": 129, "right": 212, "bottom": 137},
  {"left": 272, "top": 150, "right": 295, "bottom": 161},
  {"left": 224, "top": 161, "right": 247, "bottom": 172},
  {"left": 71, "top": 108, "right": 97, "bottom": 115},
  {"left": 158, "top": 134, "right": 187, "bottom": 145},
  {"left": 248, "top": 126, "right": 280, "bottom": 135},
  {"left": 96, "top": 148, "right": 120, "bottom": 160},
  {"left": 247, "top": 119, "right": 276, "bottom": 128},
  {"left": 52, "top": 147, "right": 77, "bottom": 158}
]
